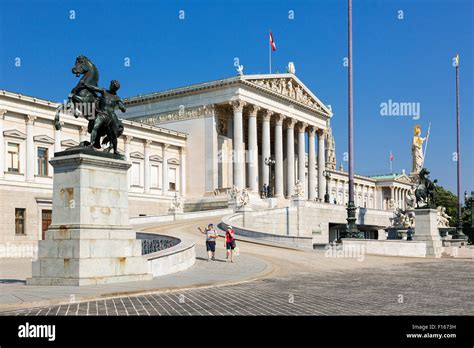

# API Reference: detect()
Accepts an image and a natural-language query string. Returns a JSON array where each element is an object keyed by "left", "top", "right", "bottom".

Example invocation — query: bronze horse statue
[
  {"left": 54, "top": 55, "right": 123, "bottom": 149},
  {"left": 415, "top": 168, "right": 437, "bottom": 208}
]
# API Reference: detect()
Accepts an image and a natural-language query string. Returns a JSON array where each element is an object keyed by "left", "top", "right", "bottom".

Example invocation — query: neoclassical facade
[
  {"left": 0, "top": 90, "right": 186, "bottom": 255},
  {"left": 0, "top": 72, "right": 414, "bottom": 256},
  {"left": 123, "top": 73, "right": 412, "bottom": 209}
]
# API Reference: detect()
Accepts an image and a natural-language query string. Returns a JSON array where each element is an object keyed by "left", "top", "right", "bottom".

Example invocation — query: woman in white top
[{"left": 198, "top": 223, "right": 218, "bottom": 261}]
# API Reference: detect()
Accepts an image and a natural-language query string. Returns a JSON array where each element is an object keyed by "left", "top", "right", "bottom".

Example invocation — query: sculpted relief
[
  {"left": 249, "top": 78, "right": 324, "bottom": 111},
  {"left": 138, "top": 104, "right": 215, "bottom": 125}
]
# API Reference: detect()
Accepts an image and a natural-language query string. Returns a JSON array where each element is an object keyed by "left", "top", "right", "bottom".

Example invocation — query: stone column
[
  {"left": 317, "top": 129, "right": 326, "bottom": 201},
  {"left": 274, "top": 114, "right": 284, "bottom": 197},
  {"left": 231, "top": 100, "right": 246, "bottom": 190},
  {"left": 79, "top": 126, "right": 88, "bottom": 143},
  {"left": 0, "top": 109, "right": 6, "bottom": 179},
  {"left": 54, "top": 121, "right": 63, "bottom": 154},
  {"left": 286, "top": 118, "right": 297, "bottom": 197},
  {"left": 390, "top": 186, "right": 395, "bottom": 208},
  {"left": 261, "top": 110, "right": 272, "bottom": 187},
  {"left": 180, "top": 147, "right": 187, "bottom": 197},
  {"left": 248, "top": 105, "right": 260, "bottom": 193},
  {"left": 297, "top": 123, "right": 307, "bottom": 193},
  {"left": 162, "top": 143, "right": 170, "bottom": 196},
  {"left": 26, "top": 115, "right": 36, "bottom": 182},
  {"left": 144, "top": 139, "right": 151, "bottom": 194},
  {"left": 308, "top": 127, "right": 316, "bottom": 200},
  {"left": 124, "top": 135, "right": 133, "bottom": 190}
]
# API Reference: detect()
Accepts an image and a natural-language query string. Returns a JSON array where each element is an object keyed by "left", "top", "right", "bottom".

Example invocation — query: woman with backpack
[{"left": 225, "top": 226, "right": 236, "bottom": 263}]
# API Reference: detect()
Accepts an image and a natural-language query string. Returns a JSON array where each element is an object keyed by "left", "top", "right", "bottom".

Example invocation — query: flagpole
[
  {"left": 269, "top": 39, "right": 272, "bottom": 74},
  {"left": 390, "top": 151, "right": 393, "bottom": 174},
  {"left": 269, "top": 30, "right": 272, "bottom": 74}
]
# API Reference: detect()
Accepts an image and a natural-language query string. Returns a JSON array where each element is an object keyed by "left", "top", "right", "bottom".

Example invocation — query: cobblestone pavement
[{"left": 4, "top": 259, "right": 473, "bottom": 316}]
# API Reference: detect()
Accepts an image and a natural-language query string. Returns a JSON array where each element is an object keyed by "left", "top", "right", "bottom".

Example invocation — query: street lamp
[
  {"left": 264, "top": 156, "right": 276, "bottom": 198},
  {"left": 323, "top": 170, "right": 331, "bottom": 203},
  {"left": 343, "top": 0, "right": 363, "bottom": 239}
]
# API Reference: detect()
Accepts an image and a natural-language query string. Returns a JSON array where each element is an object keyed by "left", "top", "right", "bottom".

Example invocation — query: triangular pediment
[
  {"left": 149, "top": 155, "right": 163, "bottom": 162},
  {"left": 61, "top": 139, "right": 79, "bottom": 148},
  {"left": 395, "top": 173, "right": 413, "bottom": 184},
  {"left": 34, "top": 134, "right": 55, "bottom": 144},
  {"left": 168, "top": 158, "right": 180, "bottom": 165},
  {"left": 243, "top": 74, "right": 332, "bottom": 116},
  {"left": 3, "top": 129, "right": 26, "bottom": 140},
  {"left": 130, "top": 151, "right": 144, "bottom": 160}
]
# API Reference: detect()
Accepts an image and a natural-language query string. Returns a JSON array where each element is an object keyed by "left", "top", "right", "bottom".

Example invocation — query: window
[
  {"left": 169, "top": 167, "right": 177, "bottom": 191},
  {"left": 15, "top": 208, "right": 26, "bottom": 235},
  {"left": 41, "top": 210, "right": 52, "bottom": 240},
  {"left": 150, "top": 165, "right": 159, "bottom": 188},
  {"left": 7, "top": 143, "right": 20, "bottom": 173},
  {"left": 37, "top": 147, "right": 49, "bottom": 176},
  {"left": 131, "top": 161, "right": 141, "bottom": 186}
]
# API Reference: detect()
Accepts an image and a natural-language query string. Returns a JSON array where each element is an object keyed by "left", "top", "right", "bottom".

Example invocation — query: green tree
[{"left": 461, "top": 192, "right": 473, "bottom": 243}]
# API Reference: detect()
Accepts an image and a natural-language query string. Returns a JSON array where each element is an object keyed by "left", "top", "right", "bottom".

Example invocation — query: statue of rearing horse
[
  {"left": 54, "top": 55, "right": 99, "bottom": 131},
  {"left": 414, "top": 168, "right": 438, "bottom": 208},
  {"left": 54, "top": 55, "right": 123, "bottom": 150}
]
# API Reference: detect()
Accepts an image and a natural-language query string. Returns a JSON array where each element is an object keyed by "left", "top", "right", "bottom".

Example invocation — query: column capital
[
  {"left": 0, "top": 109, "right": 7, "bottom": 119},
  {"left": 25, "top": 114, "right": 36, "bottom": 125},
  {"left": 230, "top": 99, "right": 246, "bottom": 112},
  {"left": 297, "top": 122, "right": 307, "bottom": 133},
  {"left": 285, "top": 118, "right": 297, "bottom": 129},
  {"left": 307, "top": 126, "right": 317, "bottom": 135},
  {"left": 262, "top": 110, "right": 273, "bottom": 121},
  {"left": 79, "top": 125, "right": 88, "bottom": 135},
  {"left": 124, "top": 135, "right": 133, "bottom": 144},
  {"left": 248, "top": 105, "right": 261, "bottom": 117},
  {"left": 163, "top": 143, "right": 170, "bottom": 150},
  {"left": 274, "top": 113, "right": 285, "bottom": 125},
  {"left": 144, "top": 139, "right": 153, "bottom": 148},
  {"left": 316, "top": 128, "right": 326, "bottom": 136}
]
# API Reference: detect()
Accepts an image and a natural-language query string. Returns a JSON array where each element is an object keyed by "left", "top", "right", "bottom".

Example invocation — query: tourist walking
[
  {"left": 225, "top": 226, "right": 236, "bottom": 263},
  {"left": 198, "top": 223, "right": 218, "bottom": 261}
]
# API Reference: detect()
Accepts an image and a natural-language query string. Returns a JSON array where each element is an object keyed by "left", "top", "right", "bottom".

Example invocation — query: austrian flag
[{"left": 269, "top": 31, "right": 276, "bottom": 51}]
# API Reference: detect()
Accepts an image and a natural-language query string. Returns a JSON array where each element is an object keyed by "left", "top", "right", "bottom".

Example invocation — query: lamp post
[
  {"left": 454, "top": 54, "right": 466, "bottom": 239},
  {"left": 265, "top": 156, "right": 276, "bottom": 198},
  {"left": 343, "top": 0, "right": 362, "bottom": 239},
  {"left": 323, "top": 170, "right": 331, "bottom": 203}
]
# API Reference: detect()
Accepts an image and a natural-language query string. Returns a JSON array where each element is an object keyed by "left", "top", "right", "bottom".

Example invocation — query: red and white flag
[
  {"left": 390, "top": 150, "right": 394, "bottom": 162},
  {"left": 269, "top": 31, "right": 276, "bottom": 51}
]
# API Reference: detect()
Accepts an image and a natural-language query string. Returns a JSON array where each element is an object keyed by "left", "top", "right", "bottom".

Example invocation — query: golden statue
[{"left": 411, "top": 125, "right": 426, "bottom": 174}]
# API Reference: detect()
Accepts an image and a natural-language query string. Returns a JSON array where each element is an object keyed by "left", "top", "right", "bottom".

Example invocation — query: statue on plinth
[
  {"left": 53, "top": 55, "right": 125, "bottom": 157},
  {"left": 293, "top": 180, "right": 304, "bottom": 197},
  {"left": 170, "top": 193, "right": 184, "bottom": 210},
  {"left": 436, "top": 206, "right": 451, "bottom": 228},
  {"left": 389, "top": 208, "right": 415, "bottom": 229},
  {"left": 229, "top": 185, "right": 240, "bottom": 200},
  {"left": 237, "top": 188, "right": 250, "bottom": 207}
]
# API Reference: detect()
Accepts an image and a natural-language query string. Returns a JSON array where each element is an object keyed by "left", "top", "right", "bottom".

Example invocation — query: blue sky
[{"left": 0, "top": 0, "right": 472, "bottom": 196}]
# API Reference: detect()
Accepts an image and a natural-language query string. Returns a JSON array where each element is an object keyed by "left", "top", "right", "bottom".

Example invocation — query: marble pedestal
[
  {"left": 413, "top": 209, "right": 443, "bottom": 258},
  {"left": 27, "top": 149, "right": 152, "bottom": 286}
]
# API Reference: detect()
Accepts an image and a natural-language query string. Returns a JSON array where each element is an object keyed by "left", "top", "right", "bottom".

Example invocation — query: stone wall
[{"left": 221, "top": 200, "right": 394, "bottom": 247}]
